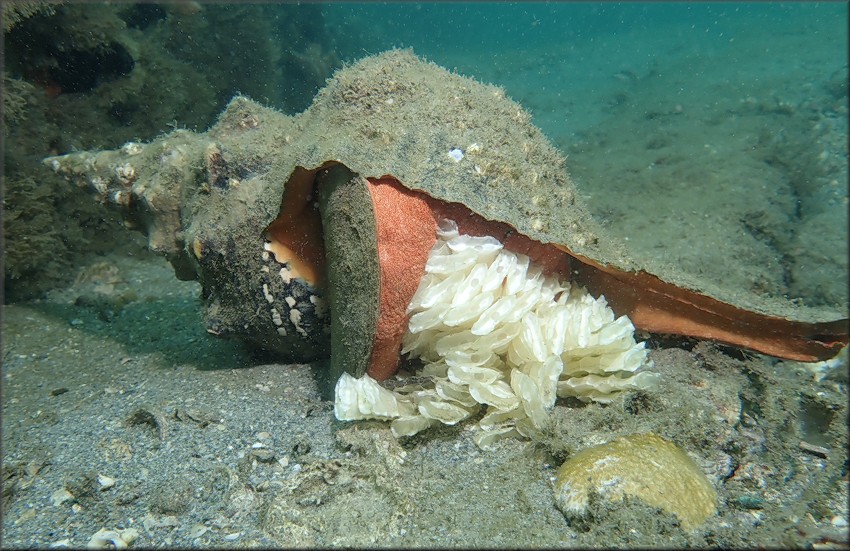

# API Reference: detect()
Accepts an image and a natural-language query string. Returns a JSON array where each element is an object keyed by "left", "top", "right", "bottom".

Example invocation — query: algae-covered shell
[
  {"left": 44, "top": 49, "right": 619, "bottom": 371},
  {"left": 553, "top": 433, "right": 718, "bottom": 531},
  {"left": 46, "top": 49, "right": 847, "bottom": 381}
]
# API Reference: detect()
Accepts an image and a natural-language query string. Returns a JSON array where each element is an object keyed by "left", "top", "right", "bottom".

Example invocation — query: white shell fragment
[
  {"left": 448, "top": 148, "right": 464, "bottom": 162},
  {"left": 51, "top": 488, "right": 74, "bottom": 506},
  {"left": 97, "top": 474, "right": 116, "bottom": 491},
  {"left": 334, "top": 219, "right": 659, "bottom": 448},
  {"left": 86, "top": 527, "right": 140, "bottom": 549}
]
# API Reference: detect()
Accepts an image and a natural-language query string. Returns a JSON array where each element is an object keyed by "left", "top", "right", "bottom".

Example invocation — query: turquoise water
[
  {"left": 321, "top": 2, "right": 848, "bottom": 139},
  {"left": 320, "top": 1, "right": 849, "bottom": 310}
]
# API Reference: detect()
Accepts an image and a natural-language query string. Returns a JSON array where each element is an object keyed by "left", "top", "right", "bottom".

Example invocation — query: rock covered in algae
[{"left": 554, "top": 433, "right": 717, "bottom": 531}]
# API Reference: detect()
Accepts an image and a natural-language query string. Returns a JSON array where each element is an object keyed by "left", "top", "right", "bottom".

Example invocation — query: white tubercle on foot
[{"left": 334, "top": 219, "right": 659, "bottom": 448}]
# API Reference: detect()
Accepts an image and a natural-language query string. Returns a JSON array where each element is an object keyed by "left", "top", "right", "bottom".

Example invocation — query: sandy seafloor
[{"left": 2, "top": 3, "right": 849, "bottom": 548}]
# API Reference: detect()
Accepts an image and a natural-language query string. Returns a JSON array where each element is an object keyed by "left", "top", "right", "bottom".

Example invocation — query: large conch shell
[{"left": 46, "top": 50, "right": 848, "bottom": 383}]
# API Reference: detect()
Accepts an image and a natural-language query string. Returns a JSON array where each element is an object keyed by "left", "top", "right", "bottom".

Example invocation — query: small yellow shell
[{"left": 554, "top": 433, "right": 717, "bottom": 531}]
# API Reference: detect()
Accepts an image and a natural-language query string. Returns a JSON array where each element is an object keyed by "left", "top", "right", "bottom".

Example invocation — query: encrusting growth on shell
[{"left": 335, "top": 220, "right": 659, "bottom": 447}]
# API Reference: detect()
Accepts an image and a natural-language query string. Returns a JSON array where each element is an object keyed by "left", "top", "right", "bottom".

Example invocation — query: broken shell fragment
[
  {"left": 45, "top": 49, "right": 848, "bottom": 391},
  {"left": 86, "top": 527, "right": 140, "bottom": 550}
]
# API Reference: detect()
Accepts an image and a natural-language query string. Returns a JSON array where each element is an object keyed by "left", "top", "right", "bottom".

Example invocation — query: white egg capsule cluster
[{"left": 335, "top": 219, "right": 659, "bottom": 448}]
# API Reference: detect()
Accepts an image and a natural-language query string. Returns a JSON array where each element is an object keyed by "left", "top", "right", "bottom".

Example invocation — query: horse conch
[{"left": 46, "top": 50, "right": 848, "bottom": 395}]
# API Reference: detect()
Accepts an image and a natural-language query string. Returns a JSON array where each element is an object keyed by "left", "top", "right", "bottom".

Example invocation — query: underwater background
[
  {"left": 325, "top": 2, "right": 849, "bottom": 313},
  {"left": 2, "top": 2, "right": 848, "bottom": 548},
  {"left": 4, "top": 2, "right": 847, "bottom": 306}
]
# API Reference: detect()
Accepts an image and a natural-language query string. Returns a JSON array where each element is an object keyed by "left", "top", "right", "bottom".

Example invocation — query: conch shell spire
[{"left": 47, "top": 132, "right": 205, "bottom": 280}]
